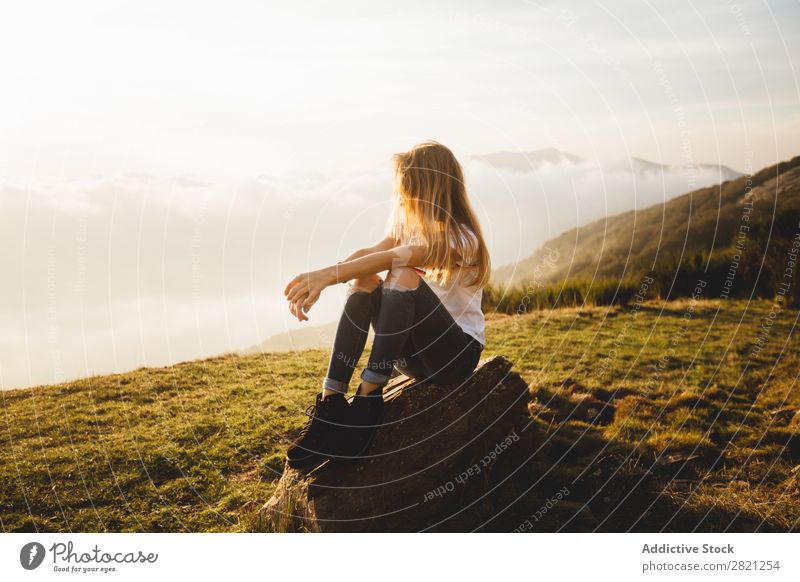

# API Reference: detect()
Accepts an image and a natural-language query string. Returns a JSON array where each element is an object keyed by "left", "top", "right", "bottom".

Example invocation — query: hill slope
[
  {"left": 1, "top": 299, "right": 798, "bottom": 532},
  {"left": 240, "top": 322, "right": 338, "bottom": 354},
  {"left": 495, "top": 155, "right": 800, "bottom": 292}
]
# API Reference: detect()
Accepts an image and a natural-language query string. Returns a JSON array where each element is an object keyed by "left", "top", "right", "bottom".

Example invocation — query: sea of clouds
[{"left": 0, "top": 153, "right": 738, "bottom": 389}]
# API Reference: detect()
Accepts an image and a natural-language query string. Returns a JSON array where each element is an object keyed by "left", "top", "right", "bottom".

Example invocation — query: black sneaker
[
  {"left": 339, "top": 387, "right": 385, "bottom": 460},
  {"left": 286, "top": 393, "right": 350, "bottom": 469}
]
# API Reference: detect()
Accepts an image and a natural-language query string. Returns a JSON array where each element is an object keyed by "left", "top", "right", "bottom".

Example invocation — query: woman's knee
[
  {"left": 348, "top": 274, "right": 382, "bottom": 294},
  {"left": 385, "top": 266, "right": 420, "bottom": 291}
]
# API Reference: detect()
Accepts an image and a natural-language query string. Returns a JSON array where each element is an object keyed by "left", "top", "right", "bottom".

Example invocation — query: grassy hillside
[
  {"left": 1, "top": 299, "right": 798, "bottom": 532},
  {"left": 494, "top": 156, "right": 800, "bottom": 303}
]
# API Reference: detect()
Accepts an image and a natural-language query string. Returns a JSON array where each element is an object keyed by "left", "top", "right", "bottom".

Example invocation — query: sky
[{"left": 1, "top": 0, "right": 799, "bottom": 389}]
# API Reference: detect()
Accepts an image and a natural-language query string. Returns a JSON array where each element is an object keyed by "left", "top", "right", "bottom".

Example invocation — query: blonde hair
[{"left": 388, "top": 140, "right": 490, "bottom": 288}]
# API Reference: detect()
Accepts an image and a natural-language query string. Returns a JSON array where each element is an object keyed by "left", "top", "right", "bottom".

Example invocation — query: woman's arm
[
  {"left": 283, "top": 243, "right": 428, "bottom": 319},
  {"left": 283, "top": 235, "right": 395, "bottom": 322},
  {"left": 340, "top": 234, "right": 398, "bottom": 263},
  {"left": 328, "top": 244, "right": 428, "bottom": 285}
]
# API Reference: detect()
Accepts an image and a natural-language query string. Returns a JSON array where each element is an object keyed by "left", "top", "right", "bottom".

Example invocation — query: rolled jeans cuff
[
  {"left": 322, "top": 377, "right": 349, "bottom": 394},
  {"left": 360, "top": 367, "right": 391, "bottom": 386}
]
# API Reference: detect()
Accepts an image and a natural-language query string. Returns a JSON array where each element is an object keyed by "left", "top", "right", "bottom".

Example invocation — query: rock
[{"left": 255, "top": 356, "right": 531, "bottom": 532}]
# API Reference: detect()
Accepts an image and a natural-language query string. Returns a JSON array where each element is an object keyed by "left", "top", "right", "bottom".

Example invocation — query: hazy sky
[
  {"left": 2, "top": 0, "right": 798, "bottom": 180},
  {"left": 1, "top": 0, "right": 799, "bottom": 389}
]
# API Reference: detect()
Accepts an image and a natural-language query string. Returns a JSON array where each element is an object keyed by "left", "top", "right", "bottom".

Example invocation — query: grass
[
  {"left": 482, "top": 278, "right": 643, "bottom": 313},
  {"left": 1, "top": 299, "right": 798, "bottom": 532}
]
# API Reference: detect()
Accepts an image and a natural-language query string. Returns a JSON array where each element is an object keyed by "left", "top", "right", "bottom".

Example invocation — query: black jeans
[{"left": 322, "top": 278, "right": 484, "bottom": 393}]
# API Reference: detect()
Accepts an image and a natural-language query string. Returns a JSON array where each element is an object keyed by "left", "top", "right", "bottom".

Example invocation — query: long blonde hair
[{"left": 388, "top": 140, "right": 490, "bottom": 288}]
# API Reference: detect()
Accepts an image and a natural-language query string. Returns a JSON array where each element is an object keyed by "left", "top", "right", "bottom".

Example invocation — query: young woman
[{"left": 283, "top": 140, "right": 491, "bottom": 469}]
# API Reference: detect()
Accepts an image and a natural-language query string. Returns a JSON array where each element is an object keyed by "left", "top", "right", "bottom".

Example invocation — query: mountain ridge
[{"left": 494, "top": 154, "right": 800, "bottom": 288}]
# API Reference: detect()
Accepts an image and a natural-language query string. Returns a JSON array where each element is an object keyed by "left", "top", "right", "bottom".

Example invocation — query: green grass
[{"left": 1, "top": 299, "right": 798, "bottom": 532}]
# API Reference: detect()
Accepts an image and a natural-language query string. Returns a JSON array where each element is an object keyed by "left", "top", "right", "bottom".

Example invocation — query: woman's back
[
  {"left": 412, "top": 226, "right": 485, "bottom": 346},
  {"left": 423, "top": 270, "right": 485, "bottom": 346}
]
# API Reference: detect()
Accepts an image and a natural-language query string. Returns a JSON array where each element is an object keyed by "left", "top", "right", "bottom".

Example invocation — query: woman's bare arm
[
  {"left": 283, "top": 235, "right": 396, "bottom": 321},
  {"left": 283, "top": 244, "right": 428, "bottom": 318},
  {"left": 340, "top": 234, "right": 398, "bottom": 264},
  {"left": 327, "top": 244, "right": 428, "bottom": 285}
]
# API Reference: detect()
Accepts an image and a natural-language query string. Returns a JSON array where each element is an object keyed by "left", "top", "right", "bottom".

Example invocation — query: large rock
[{"left": 255, "top": 356, "right": 531, "bottom": 532}]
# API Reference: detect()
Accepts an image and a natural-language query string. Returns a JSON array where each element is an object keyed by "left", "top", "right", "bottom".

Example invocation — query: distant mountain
[
  {"left": 240, "top": 322, "right": 338, "bottom": 354},
  {"left": 494, "top": 155, "right": 800, "bottom": 289}
]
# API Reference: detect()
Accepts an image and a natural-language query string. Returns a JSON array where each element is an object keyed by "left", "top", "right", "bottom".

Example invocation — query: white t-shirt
[{"left": 409, "top": 228, "right": 486, "bottom": 346}]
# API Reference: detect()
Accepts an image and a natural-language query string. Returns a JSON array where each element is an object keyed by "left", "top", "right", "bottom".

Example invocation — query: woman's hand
[
  {"left": 284, "top": 268, "right": 334, "bottom": 321},
  {"left": 287, "top": 299, "right": 309, "bottom": 322}
]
